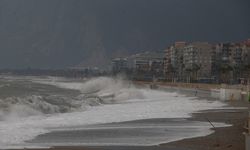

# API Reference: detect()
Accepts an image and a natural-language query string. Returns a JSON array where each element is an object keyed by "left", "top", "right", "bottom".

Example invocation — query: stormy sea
[{"left": 0, "top": 76, "right": 229, "bottom": 149}]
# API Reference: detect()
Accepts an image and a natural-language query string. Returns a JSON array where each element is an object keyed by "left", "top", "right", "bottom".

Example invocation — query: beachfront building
[
  {"left": 211, "top": 41, "right": 250, "bottom": 84},
  {"left": 242, "top": 39, "right": 250, "bottom": 66},
  {"left": 164, "top": 42, "right": 187, "bottom": 82},
  {"left": 213, "top": 43, "right": 236, "bottom": 83},
  {"left": 164, "top": 47, "right": 173, "bottom": 81},
  {"left": 241, "top": 39, "right": 250, "bottom": 83},
  {"left": 164, "top": 39, "right": 250, "bottom": 84},
  {"left": 128, "top": 51, "right": 165, "bottom": 81},
  {"left": 183, "top": 42, "right": 213, "bottom": 83},
  {"left": 164, "top": 41, "right": 214, "bottom": 83},
  {"left": 111, "top": 58, "right": 128, "bottom": 74},
  {"left": 111, "top": 39, "right": 250, "bottom": 84}
]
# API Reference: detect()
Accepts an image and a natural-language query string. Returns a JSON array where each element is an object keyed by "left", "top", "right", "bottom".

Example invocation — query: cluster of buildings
[
  {"left": 112, "top": 39, "right": 250, "bottom": 84},
  {"left": 112, "top": 51, "right": 165, "bottom": 81},
  {"left": 0, "top": 67, "right": 105, "bottom": 78}
]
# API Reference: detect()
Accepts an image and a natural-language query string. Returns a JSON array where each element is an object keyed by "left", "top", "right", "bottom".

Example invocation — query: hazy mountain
[{"left": 0, "top": 0, "right": 249, "bottom": 69}]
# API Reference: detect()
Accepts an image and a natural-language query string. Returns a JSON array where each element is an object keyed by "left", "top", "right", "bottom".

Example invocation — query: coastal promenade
[
  {"left": 134, "top": 81, "right": 250, "bottom": 101},
  {"left": 134, "top": 81, "right": 249, "bottom": 91}
]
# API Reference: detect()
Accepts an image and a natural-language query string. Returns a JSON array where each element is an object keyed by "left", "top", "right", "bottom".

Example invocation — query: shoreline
[
  {"left": 10, "top": 105, "right": 248, "bottom": 150},
  {"left": 6, "top": 84, "right": 250, "bottom": 150},
  {"left": 163, "top": 101, "right": 249, "bottom": 150}
]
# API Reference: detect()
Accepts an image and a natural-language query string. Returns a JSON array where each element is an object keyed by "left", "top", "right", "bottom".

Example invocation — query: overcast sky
[{"left": 0, "top": 0, "right": 249, "bottom": 69}]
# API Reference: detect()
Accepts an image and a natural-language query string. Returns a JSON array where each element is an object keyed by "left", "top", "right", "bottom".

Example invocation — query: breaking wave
[
  {"left": 0, "top": 77, "right": 144, "bottom": 121},
  {"left": 0, "top": 95, "right": 75, "bottom": 121},
  {"left": 0, "top": 76, "right": 229, "bottom": 148}
]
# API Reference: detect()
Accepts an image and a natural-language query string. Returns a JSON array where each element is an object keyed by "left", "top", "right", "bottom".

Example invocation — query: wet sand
[
  {"left": 7, "top": 103, "right": 248, "bottom": 150},
  {"left": 28, "top": 117, "right": 225, "bottom": 147},
  {"left": 12, "top": 104, "right": 248, "bottom": 150},
  {"left": 161, "top": 85, "right": 250, "bottom": 150},
  {"left": 164, "top": 101, "right": 249, "bottom": 150}
]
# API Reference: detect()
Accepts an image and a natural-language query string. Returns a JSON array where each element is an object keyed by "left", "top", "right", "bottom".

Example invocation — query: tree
[
  {"left": 185, "top": 63, "right": 200, "bottom": 82},
  {"left": 219, "top": 64, "right": 233, "bottom": 83}
]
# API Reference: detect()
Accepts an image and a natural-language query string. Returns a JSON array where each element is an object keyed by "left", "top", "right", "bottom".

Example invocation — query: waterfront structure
[
  {"left": 111, "top": 58, "right": 128, "bottom": 74},
  {"left": 164, "top": 39, "right": 250, "bottom": 83},
  {"left": 241, "top": 40, "right": 250, "bottom": 83},
  {"left": 164, "top": 41, "right": 214, "bottom": 82},
  {"left": 126, "top": 51, "right": 165, "bottom": 80},
  {"left": 164, "top": 47, "right": 172, "bottom": 81},
  {"left": 242, "top": 39, "right": 250, "bottom": 66},
  {"left": 212, "top": 42, "right": 250, "bottom": 83},
  {"left": 183, "top": 42, "right": 213, "bottom": 82},
  {"left": 111, "top": 39, "right": 250, "bottom": 83},
  {"left": 164, "top": 42, "right": 186, "bottom": 82},
  {"left": 111, "top": 51, "right": 165, "bottom": 80}
]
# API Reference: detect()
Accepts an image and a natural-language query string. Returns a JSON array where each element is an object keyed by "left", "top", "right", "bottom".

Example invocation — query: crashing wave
[
  {"left": 0, "top": 94, "right": 107, "bottom": 121},
  {"left": 0, "top": 77, "right": 142, "bottom": 121},
  {"left": 0, "top": 76, "right": 230, "bottom": 148}
]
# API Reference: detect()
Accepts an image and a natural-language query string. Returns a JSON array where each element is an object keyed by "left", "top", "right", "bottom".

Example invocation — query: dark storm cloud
[{"left": 0, "top": 0, "right": 249, "bottom": 68}]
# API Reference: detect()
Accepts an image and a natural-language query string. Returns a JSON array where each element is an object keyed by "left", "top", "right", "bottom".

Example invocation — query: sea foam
[{"left": 0, "top": 76, "right": 228, "bottom": 148}]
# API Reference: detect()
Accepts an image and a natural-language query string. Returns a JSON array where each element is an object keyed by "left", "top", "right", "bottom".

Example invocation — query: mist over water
[{"left": 0, "top": 76, "right": 228, "bottom": 148}]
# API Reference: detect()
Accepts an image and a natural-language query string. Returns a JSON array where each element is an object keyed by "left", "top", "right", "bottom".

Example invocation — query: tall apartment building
[
  {"left": 242, "top": 39, "right": 250, "bottom": 66},
  {"left": 164, "top": 47, "right": 171, "bottom": 74},
  {"left": 164, "top": 42, "right": 186, "bottom": 81},
  {"left": 212, "top": 42, "right": 250, "bottom": 83},
  {"left": 241, "top": 39, "right": 250, "bottom": 81},
  {"left": 164, "top": 47, "right": 173, "bottom": 81},
  {"left": 183, "top": 42, "right": 213, "bottom": 82},
  {"left": 164, "top": 39, "right": 250, "bottom": 83},
  {"left": 126, "top": 51, "right": 165, "bottom": 80}
]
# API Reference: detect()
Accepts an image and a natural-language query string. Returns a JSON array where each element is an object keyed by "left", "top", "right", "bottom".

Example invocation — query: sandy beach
[
  {"left": 6, "top": 84, "right": 249, "bottom": 150},
  {"left": 10, "top": 102, "right": 248, "bottom": 150},
  {"left": 165, "top": 102, "right": 249, "bottom": 150}
]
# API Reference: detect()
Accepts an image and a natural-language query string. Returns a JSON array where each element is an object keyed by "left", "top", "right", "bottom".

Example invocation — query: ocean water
[{"left": 0, "top": 76, "right": 229, "bottom": 149}]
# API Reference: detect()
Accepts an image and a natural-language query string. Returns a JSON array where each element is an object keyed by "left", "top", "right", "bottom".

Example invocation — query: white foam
[{"left": 0, "top": 77, "right": 229, "bottom": 148}]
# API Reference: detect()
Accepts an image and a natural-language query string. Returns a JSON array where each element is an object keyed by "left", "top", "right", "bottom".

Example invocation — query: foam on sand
[{"left": 0, "top": 77, "right": 230, "bottom": 148}]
